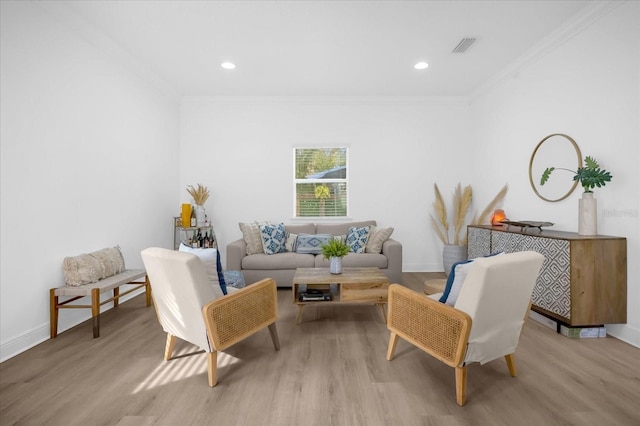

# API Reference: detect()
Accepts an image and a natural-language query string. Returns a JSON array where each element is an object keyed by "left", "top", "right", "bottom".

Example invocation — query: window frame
[{"left": 292, "top": 147, "right": 349, "bottom": 219}]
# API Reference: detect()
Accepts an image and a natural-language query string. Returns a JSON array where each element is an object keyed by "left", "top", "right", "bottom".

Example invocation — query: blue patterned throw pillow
[
  {"left": 296, "top": 234, "right": 333, "bottom": 254},
  {"left": 259, "top": 223, "right": 287, "bottom": 255},
  {"left": 346, "top": 226, "right": 370, "bottom": 253}
]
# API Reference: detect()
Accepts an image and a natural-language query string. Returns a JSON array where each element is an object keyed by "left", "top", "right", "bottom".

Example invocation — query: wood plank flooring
[{"left": 1, "top": 272, "right": 639, "bottom": 425}]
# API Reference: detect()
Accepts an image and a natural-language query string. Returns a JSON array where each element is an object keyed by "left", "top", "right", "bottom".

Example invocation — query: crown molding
[
  {"left": 34, "top": 1, "right": 180, "bottom": 102},
  {"left": 181, "top": 95, "right": 470, "bottom": 107},
  {"left": 469, "top": 1, "right": 624, "bottom": 102}
]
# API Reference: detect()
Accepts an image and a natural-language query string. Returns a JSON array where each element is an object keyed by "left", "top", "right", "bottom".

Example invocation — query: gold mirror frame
[{"left": 529, "top": 133, "right": 582, "bottom": 202}]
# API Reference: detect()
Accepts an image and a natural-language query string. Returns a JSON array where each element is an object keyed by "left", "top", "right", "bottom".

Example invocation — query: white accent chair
[
  {"left": 141, "top": 247, "right": 280, "bottom": 387},
  {"left": 386, "top": 251, "right": 544, "bottom": 406}
]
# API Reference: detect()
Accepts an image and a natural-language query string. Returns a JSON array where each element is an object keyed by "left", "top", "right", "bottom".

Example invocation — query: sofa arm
[
  {"left": 382, "top": 238, "right": 403, "bottom": 284},
  {"left": 226, "top": 239, "right": 247, "bottom": 270}
]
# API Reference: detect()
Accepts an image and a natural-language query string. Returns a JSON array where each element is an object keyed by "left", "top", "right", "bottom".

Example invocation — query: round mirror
[{"left": 529, "top": 133, "right": 582, "bottom": 202}]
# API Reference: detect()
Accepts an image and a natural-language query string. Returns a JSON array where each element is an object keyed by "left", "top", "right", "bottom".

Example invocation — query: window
[{"left": 294, "top": 148, "right": 348, "bottom": 218}]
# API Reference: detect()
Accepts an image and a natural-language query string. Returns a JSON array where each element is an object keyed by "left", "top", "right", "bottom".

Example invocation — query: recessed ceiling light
[
  {"left": 221, "top": 62, "right": 236, "bottom": 70},
  {"left": 414, "top": 62, "right": 429, "bottom": 70}
]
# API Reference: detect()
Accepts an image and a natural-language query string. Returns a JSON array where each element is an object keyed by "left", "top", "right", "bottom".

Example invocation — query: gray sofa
[{"left": 226, "top": 220, "right": 402, "bottom": 288}]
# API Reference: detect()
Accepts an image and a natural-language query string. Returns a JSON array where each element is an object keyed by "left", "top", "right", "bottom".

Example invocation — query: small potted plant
[
  {"left": 540, "top": 156, "right": 613, "bottom": 235},
  {"left": 540, "top": 156, "right": 612, "bottom": 193},
  {"left": 321, "top": 239, "right": 350, "bottom": 274}
]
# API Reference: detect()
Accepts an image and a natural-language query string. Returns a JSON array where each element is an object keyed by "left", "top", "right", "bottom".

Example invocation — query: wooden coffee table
[{"left": 292, "top": 267, "right": 390, "bottom": 325}]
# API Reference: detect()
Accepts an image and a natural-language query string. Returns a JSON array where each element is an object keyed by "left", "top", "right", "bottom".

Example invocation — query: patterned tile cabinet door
[
  {"left": 467, "top": 225, "right": 627, "bottom": 326},
  {"left": 491, "top": 232, "right": 571, "bottom": 320},
  {"left": 467, "top": 227, "right": 491, "bottom": 258}
]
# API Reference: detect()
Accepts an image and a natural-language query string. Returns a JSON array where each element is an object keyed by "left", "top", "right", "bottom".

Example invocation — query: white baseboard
[
  {"left": 528, "top": 311, "right": 640, "bottom": 348},
  {"left": 0, "top": 289, "right": 145, "bottom": 363},
  {"left": 605, "top": 324, "right": 640, "bottom": 348}
]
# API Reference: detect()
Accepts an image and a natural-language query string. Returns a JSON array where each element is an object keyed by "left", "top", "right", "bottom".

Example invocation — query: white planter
[
  {"left": 329, "top": 257, "right": 343, "bottom": 274},
  {"left": 578, "top": 192, "right": 597, "bottom": 235},
  {"left": 195, "top": 205, "right": 206, "bottom": 227},
  {"left": 443, "top": 244, "right": 468, "bottom": 276}
]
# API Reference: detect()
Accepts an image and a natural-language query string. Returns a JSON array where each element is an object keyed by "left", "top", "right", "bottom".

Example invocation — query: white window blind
[{"left": 293, "top": 148, "right": 348, "bottom": 218}]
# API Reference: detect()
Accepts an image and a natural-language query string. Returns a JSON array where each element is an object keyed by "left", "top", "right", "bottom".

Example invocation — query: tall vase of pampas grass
[
  {"left": 187, "top": 184, "right": 210, "bottom": 227},
  {"left": 431, "top": 182, "right": 508, "bottom": 275}
]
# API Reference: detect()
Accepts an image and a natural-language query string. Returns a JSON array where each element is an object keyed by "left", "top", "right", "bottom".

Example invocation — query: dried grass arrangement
[
  {"left": 431, "top": 183, "right": 509, "bottom": 246},
  {"left": 186, "top": 184, "right": 210, "bottom": 206}
]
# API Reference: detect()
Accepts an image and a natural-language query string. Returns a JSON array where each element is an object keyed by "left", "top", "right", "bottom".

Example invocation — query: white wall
[
  {"left": 0, "top": 2, "right": 180, "bottom": 360},
  {"left": 179, "top": 96, "right": 472, "bottom": 272},
  {"left": 470, "top": 2, "right": 639, "bottom": 346}
]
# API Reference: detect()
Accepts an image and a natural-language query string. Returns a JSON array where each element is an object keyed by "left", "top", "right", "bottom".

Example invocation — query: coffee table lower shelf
[{"left": 292, "top": 267, "right": 390, "bottom": 325}]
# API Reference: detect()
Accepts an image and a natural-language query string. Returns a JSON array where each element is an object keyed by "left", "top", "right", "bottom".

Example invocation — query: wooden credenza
[{"left": 467, "top": 225, "right": 627, "bottom": 326}]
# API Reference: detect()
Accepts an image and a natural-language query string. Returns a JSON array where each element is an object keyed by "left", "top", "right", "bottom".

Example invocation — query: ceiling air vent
[{"left": 452, "top": 37, "right": 476, "bottom": 53}]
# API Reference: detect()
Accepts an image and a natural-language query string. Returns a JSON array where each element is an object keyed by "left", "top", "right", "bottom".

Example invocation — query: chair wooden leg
[
  {"left": 268, "top": 323, "right": 281, "bottom": 351},
  {"left": 386, "top": 332, "right": 399, "bottom": 361},
  {"left": 113, "top": 287, "right": 120, "bottom": 308},
  {"left": 144, "top": 276, "right": 152, "bottom": 307},
  {"left": 207, "top": 351, "right": 218, "bottom": 387},
  {"left": 50, "top": 289, "right": 59, "bottom": 338},
  {"left": 505, "top": 353, "right": 517, "bottom": 377},
  {"left": 455, "top": 365, "right": 467, "bottom": 406},
  {"left": 164, "top": 333, "right": 176, "bottom": 361},
  {"left": 377, "top": 303, "right": 387, "bottom": 323},
  {"left": 91, "top": 288, "right": 100, "bottom": 338}
]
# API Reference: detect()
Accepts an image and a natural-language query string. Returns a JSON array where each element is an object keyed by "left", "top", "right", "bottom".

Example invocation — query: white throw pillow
[
  {"left": 179, "top": 244, "right": 227, "bottom": 296},
  {"left": 239, "top": 221, "right": 270, "bottom": 255},
  {"left": 365, "top": 227, "right": 394, "bottom": 254}
]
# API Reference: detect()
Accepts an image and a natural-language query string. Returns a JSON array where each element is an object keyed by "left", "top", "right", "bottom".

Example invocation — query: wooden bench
[{"left": 50, "top": 269, "right": 151, "bottom": 338}]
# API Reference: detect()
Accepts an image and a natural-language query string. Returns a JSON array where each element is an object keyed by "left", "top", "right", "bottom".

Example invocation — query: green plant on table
[
  {"left": 320, "top": 239, "right": 350, "bottom": 259},
  {"left": 540, "top": 156, "right": 612, "bottom": 193}
]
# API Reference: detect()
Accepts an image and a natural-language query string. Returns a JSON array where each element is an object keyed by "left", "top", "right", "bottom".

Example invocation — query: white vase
[
  {"left": 195, "top": 205, "right": 206, "bottom": 227},
  {"left": 443, "top": 244, "right": 468, "bottom": 276},
  {"left": 579, "top": 192, "right": 597, "bottom": 235},
  {"left": 329, "top": 257, "right": 343, "bottom": 274}
]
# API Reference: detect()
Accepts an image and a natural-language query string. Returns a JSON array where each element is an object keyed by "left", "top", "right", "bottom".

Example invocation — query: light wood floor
[{"left": 2, "top": 273, "right": 639, "bottom": 425}]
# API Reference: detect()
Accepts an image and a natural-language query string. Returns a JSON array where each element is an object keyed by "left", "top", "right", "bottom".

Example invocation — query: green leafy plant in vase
[
  {"left": 540, "top": 156, "right": 613, "bottom": 236},
  {"left": 540, "top": 156, "right": 612, "bottom": 193},
  {"left": 321, "top": 239, "right": 350, "bottom": 274}
]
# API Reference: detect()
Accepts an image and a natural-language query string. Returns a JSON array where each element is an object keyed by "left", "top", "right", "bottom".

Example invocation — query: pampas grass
[
  {"left": 452, "top": 184, "right": 473, "bottom": 245},
  {"left": 431, "top": 182, "right": 509, "bottom": 246},
  {"left": 430, "top": 183, "right": 450, "bottom": 244},
  {"left": 463, "top": 183, "right": 509, "bottom": 245},
  {"left": 187, "top": 184, "right": 210, "bottom": 206}
]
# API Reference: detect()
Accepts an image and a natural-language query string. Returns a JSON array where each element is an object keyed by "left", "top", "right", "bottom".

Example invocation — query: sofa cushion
[
  {"left": 242, "top": 252, "right": 315, "bottom": 270},
  {"left": 314, "top": 252, "right": 388, "bottom": 269},
  {"left": 284, "top": 223, "right": 316, "bottom": 234},
  {"left": 259, "top": 223, "right": 287, "bottom": 255},
  {"left": 365, "top": 227, "right": 394, "bottom": 254},
  {"left": 296, "top": 234, "right": 333, "bottom": 254},
  {"left": 316, "top": 220, "right": 376, "bottom": 236},
  {"left": 346, "top": 226, "right": 371, "bottom": 253}
]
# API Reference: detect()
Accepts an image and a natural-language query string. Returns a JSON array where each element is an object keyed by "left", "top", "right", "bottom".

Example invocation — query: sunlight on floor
[{"left": 132, "top": 351, "right": 240, "bottom": 393}]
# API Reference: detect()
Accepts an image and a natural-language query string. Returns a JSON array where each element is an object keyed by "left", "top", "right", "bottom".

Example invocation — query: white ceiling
[{"left": 56, "top": 0, "right": 597, "bottom": 98}]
